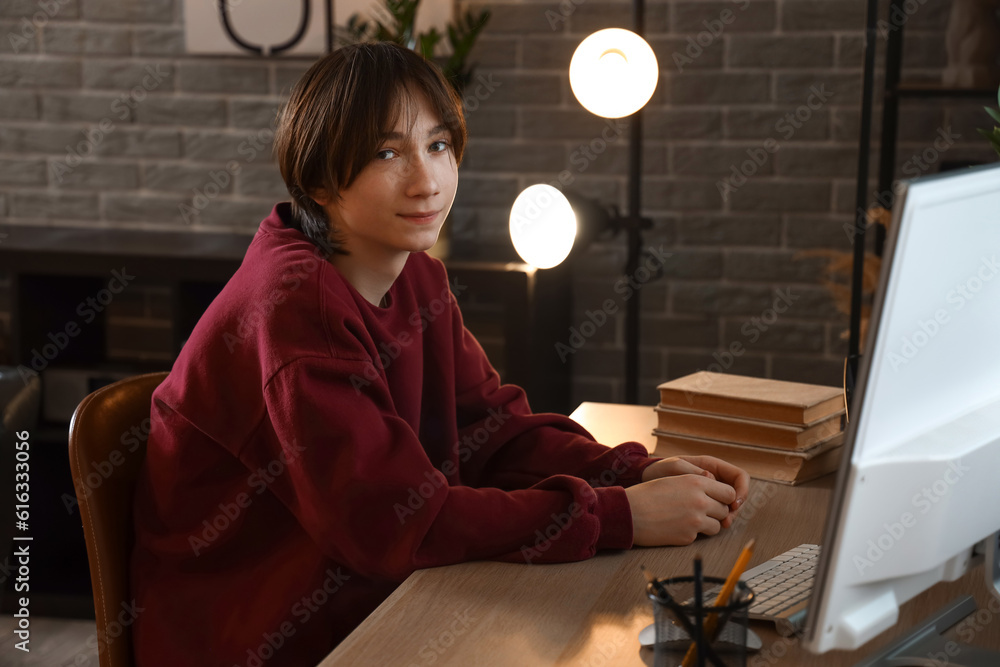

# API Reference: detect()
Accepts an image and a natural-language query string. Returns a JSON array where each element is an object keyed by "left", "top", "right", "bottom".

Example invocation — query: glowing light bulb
[
  {"left": 509, "top": 185, "right": 577, "bottom": 269},
  {"left": 569, "top": 29, "right": 658, "bottom": 118}
]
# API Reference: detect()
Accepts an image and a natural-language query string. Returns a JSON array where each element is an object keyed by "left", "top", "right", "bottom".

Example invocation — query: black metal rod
[
  {"left": 875, "top": 0, "right": 906, "bottom": 257},
  {"left": 624, "top": 0, "right": 645, "bottom": 405},
  {"left": 848, "top": 0, "right": 881, "bottom": 369}
]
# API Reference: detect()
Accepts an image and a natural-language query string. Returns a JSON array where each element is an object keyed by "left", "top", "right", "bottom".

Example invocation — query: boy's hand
[
  {"left": 625, "top": 474, "right": 738, "bottom": 546},
  {"left": 639, "top": 456, "right": 750, "bottom": 529}
]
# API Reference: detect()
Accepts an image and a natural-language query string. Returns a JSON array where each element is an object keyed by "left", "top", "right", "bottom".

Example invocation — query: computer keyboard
[
  {"left": 742, "top": 543, "right": 819, "bottom": 636},
  {"left": 687, "top": 543, "right": 819, "bottom": 637}
]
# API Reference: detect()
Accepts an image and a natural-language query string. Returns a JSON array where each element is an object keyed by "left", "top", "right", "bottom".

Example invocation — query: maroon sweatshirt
[{"left": 130, "top": 203, "right": 660, "bottom": 667}]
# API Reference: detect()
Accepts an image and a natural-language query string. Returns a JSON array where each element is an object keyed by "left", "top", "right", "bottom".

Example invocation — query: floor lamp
[{"left": 508, "top": 11, "right": 658, "bottom": 405}]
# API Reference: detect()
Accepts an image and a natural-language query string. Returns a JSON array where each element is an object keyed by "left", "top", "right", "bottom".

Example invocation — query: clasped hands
[{"left": 626, "top": 456, "right": 751, "bottom": 547}]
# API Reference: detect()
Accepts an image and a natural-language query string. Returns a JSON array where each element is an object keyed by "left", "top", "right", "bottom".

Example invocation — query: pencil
[{"left": 681, "top": 539, "right": 756, "bottom": 667}]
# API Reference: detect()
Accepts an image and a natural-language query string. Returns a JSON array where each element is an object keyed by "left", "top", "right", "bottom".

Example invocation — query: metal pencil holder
[{"left": 646, "top": 576, "right": 754, "bottom": 667}]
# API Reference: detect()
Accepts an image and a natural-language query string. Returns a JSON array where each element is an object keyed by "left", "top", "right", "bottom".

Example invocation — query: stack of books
[{"left": 653, "top": 372, "right": 846, "bottom": 485}]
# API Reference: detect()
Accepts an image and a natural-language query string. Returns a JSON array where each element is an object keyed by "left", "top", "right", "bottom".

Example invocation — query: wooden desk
[{"left": 320, "top": 403, "right": 1000, "bottom": 666}]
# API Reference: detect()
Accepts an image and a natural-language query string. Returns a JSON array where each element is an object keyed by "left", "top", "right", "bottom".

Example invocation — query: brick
[
  {"left": 724, "top": 250, "right": 829, "bottom": 283},
  {"left": 42, "top": 25, "right": 131, "bottom": 54},
  {"left": 642, "top": 316, "right": 718, "bottom": 348},
  {"left": 0, "top": 0, "right": 79, "bottom": 19},
  {"left": 786, "top": 214, "right": 856, "bottom": 249},
  {"left": 0, "top": 90, "right": 38, "bottom": 119},
  {"left": 10, "top": 190, "right": 98, "bottom": 219},
  {"left": 188, "top": 198, "right": 277, "bottom": 229},
  {"left": 673, "top": 1, "right": 776, "bottom": 33},
  {"left": 946, "top": 108, "right": 997, "bottom": 143},
  {"left": 461, "top": 140, "right": 565, "bottom": 173},
  {"left": 274, "top": 63, "right": 310, "bottom": 96},
  {"left": 726, "top": 108, "right": 830, "bottom": 141},
  {"left": 902, "top": 0, "right": 951, "bottom": 30},
  {"left": 673, "top": 145, "right": 775, "bottom": 177},
  {"left": 143, "top": 163, "right": 236, "bottom": 194},
  {"left": 229, "top": 98, "right": 282, "bottom": 129},
  {"left": 722, "top": 320, "right": 825, "bottom": 352},
  {"left": 643, "top": 178, "right": 722, "bottom": 211},
  {"left": 41, "top": 92, "right": 130, "bottom": 123},
  {"left": 782, "top": 284, "right": 843, "bottom": 320},
  {"left": 234, "top": 165, "right": 288, "bottom": 199},
  {"left": 0, "top": 159, "right": 47, "bottom": 185},
  {"left": 183, "top": 129, "right": 273, "bottom": 163},
  {"left": 0, "top": 56, "right": 79, "bottom": 87},
  {"left": 657, "top": 249, "right": 723, "bottom": 279},
  {"left": 651, "top": 36, "right": 724, "bottom": 72},
  {"left": 677, "top": 214, "right": 781, "bottom": 247},
  {"left": 178, "top": 62, "right": 269, "bottom": 95},
  {"left": 567, "top": 2, "right": 669, "bottom": 35},
  {"left": 55, "top": 161, "right": 139, "bottom": 189},
  {"left": 104, "top": 193, "right": 191, "bottom": 224},
  {"left": 93, "top": 128, "right": 181, "bottom": 158},
  {"left": 80, "top": 0, "right": 172, "bottom": 23},
  {"left": 645, "top": 110, "right": 723, "bottom": 140},
  {"left": 570, "top": 379, "right": 616, "bottom": 405},
  {"left": 470, "top": 3, "right": 569, "bottom": 34},
  {"left": 0, "top": 125, "right": 81, "bottom": 154},
  {"left": 133, "top": 27, "right": 184, "bottom": 56},
  {"left": 82, "top": 60, "right": 173, "bottom": 90},
  {"left": 572, "top": 348, "right": 663, "bottom": 381},
  {"left": 578, "top": 143, "right": 667, "bottom": 176},
  {"left": 467, "top": 36, "right": 516, "bottom": 69},
  {"left": 454, "top": 175, "right": 520, "bottom": 208},
  {"left": 521, "top": 37, "right": 578, "bottom": 71},
  {"left": 474, "top": 71, "right": 561, "bottom": 107},
  {"left": 520, "top": 110, "right": 626, "bottom": 140},
  {"left": 135, "top": 95, "right": 227, "bottom": 127},
  {"left": 666, "top": 350, "right": 767, "bottom": 380},
  {"left": 776, "top": 146, "right": 859, "bottom": 178},
  {"left": 771, "top": 355, "right": 843, "bottom": 386},
  {"left": 728, "top": 36, "right": 834, "bottom": 69},
  {"left": 729, "top": 181, "right": 832, "bottom": 212},
  {"left": 902, "top": 33, "right": 946, "bottom": 69},
  {"left": 831, "top": 108, "right": 883, "bottom": 143},
  {"left": 837, "top": 35, "right": 865, "bottom": 69},
  {"left": 832, "top": 180, "right": 858, "bottom": 214},
  {"left": 892, "top": 104, "right": 945, "bottom": 143},
  {"left": 782, "top": 1, "right": 865, "bottom": 31},
  {"left": 465, "top": 108, "right": 515, "bottom": 139},
  {"left": 670, "top": 73, "right": 770, "bottom": 105},
  {"left": 1, "top": 21, "right": 37, "bottom": 54},
  {"left": 672, "top": 283, "right": 776, "bottom": 315},
  {"left": 774, "top": 73, "right": 860, "bottom": 107}
]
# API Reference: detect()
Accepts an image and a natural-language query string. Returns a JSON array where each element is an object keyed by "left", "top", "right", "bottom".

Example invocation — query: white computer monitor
[{"left": 804, "top": 162, "right": 1000, "bottom": 658}]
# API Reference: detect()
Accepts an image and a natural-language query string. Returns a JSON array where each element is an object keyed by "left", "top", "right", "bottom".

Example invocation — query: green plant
[
  {"left": 339, "top": 0, "right": 490, "bottom": 94},
  {"left": 977, "top": 84, "right": 1000, "bottom": 158}
]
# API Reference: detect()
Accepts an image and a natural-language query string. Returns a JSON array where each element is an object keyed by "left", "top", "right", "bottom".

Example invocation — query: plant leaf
[{"left": 985, "top": 106, "right": 1000, "bottom": 125}]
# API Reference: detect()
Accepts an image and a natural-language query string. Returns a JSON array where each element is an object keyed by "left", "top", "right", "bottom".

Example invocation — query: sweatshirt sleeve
[
  {"left": 246, "top": 356, "right": 634, "bottom": 582},
  {"left": 447, "top": 296, "right": 662, "bottom": 491}
]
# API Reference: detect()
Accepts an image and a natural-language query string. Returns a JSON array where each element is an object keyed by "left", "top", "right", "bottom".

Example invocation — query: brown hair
[{"left": 273, "top": 42, "right": 468, "bottom": 257}]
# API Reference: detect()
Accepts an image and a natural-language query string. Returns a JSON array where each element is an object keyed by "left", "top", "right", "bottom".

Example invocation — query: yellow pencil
[{"left": 681, "top": 539, "right": 756, "bottom": 667}]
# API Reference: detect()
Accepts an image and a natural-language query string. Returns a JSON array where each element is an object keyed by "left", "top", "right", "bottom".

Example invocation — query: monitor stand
[{"left": 853, "top": 595, "right": 1000, "bottom": 667}]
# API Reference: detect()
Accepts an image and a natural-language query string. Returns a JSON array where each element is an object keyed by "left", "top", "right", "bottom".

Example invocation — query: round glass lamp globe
[
  {"left": 509, "top": 185, "right": 577, "bottom": 269},
  {"left": 569, "top": 28, "right": 658, "bottom": 118}
]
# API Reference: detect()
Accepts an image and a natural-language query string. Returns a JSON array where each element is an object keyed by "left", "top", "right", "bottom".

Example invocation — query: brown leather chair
[{"left": 68, "top": 372, "right": 168, "bottom": 667}]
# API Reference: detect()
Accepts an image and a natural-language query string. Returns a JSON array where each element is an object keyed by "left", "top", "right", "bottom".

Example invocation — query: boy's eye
[
  {"left": 376, "top": 148, "right": 397, "bottom": 160},
  {"left": 430, "top": 140, "right": 449, "bottom": 153}
]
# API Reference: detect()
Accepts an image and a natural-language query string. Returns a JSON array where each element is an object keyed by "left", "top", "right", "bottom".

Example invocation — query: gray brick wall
[{"left": 0, "top": 0, "right": 997, "bottom": 407}]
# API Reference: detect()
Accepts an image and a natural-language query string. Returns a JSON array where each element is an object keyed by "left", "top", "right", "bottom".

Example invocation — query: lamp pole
[{"left": 624, "top": 0, "right": 646, "bottom": 405}]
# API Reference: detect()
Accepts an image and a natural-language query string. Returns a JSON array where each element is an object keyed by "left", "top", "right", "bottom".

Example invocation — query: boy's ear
[{"left": 310, "top": 188, "right": 331, "bottom": 206}]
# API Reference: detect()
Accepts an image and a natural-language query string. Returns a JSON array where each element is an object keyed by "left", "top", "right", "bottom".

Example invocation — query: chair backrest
[{"left": 68, "top": 372, "right": 168, "bottom": 667}]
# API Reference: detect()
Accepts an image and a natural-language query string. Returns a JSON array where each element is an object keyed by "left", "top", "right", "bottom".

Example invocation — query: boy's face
[{"left": 320, "top": 88, "right": 459, "bottom": 265}]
